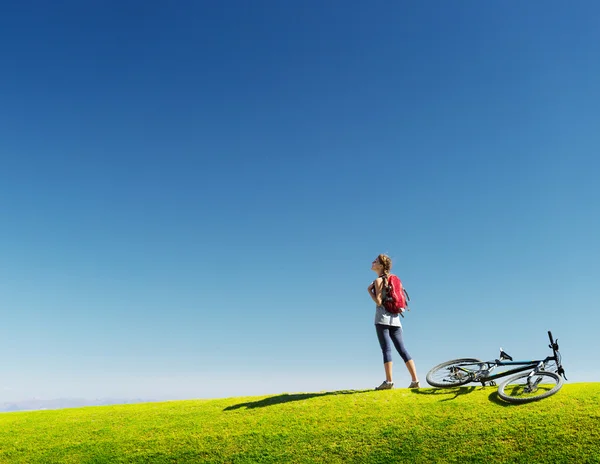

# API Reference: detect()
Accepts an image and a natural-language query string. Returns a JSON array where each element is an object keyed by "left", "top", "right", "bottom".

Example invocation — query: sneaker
[
  {"left": 375, "top": 381, "right": 394, "bottom": 390},
  {"left": 408, "top": 381, "right": 420, "bottom": 389}
]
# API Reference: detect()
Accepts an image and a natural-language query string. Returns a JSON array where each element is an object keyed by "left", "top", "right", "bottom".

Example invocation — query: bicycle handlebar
[
  {"left": 548, "top": 330, "right": 567, "bottom": 380},
  {"left": 548, "top": 331, "right": 559, "bottom": 351}
]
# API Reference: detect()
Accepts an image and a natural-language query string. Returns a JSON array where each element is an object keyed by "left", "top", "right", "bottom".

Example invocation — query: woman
[{"left": 368, "top": 254, "right": 419, "bottom": 390}]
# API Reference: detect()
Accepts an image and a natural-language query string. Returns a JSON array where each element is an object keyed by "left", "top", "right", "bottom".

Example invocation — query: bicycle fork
[{"left": 524, "top": 371, "right": 543, "bottom": 393}]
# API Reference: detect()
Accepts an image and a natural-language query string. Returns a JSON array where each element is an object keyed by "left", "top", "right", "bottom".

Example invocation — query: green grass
[{"left": 1, "top": 383, "right": 599, "bottom": 463}]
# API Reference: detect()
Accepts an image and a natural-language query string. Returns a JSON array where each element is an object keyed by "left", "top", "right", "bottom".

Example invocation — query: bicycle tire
[
  {"left": 426, "top": 358, "right": 484, "bottom": 388},
  {"left": 497, "top": 371, "right": 563, "bottom": 404}
]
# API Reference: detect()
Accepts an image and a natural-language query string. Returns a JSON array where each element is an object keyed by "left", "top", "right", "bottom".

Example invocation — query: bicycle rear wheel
[
  {"left": 497, "top": 371, "right": 563, "bottom": 403},
  {"left": 426, "top": 358, "right": 484, "bottom": 388}
]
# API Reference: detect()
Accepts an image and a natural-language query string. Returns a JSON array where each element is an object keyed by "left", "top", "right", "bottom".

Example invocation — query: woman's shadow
[{"left": 224, "top": 389, "right": 370, "bottom": 411}]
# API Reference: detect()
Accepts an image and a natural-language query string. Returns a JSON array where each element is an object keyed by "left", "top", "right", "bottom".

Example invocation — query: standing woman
[{"left": 368, "top": 254, "right": 419, "bottom": 390}]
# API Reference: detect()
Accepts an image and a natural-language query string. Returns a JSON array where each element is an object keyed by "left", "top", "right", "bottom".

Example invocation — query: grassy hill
[{"left": 1, "top": 383, "right": 599, "bottom": 463}]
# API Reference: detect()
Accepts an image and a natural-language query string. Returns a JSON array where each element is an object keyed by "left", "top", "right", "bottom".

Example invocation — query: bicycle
[{"left": 426, "top": 331, "right": 567, "bottom": 403}]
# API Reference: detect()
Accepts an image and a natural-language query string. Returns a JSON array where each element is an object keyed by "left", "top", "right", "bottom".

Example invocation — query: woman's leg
[
  {"left": 384, "top": 361, "right": 393, "bottom": 383},
  {"left": 389, "top": 326, "right": 418, "bottom": 383},
  {"left": 375, "top": 324, "right": 394, "bottom": 383},
  {"left": 405, "top": 360, "right": 418, "bottom": 383}
]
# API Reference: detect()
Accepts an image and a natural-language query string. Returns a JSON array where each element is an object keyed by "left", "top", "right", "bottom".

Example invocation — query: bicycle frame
[
  {"left": 453, "top": 330, "right": 565, "bottom": 385},
  {"left": 471, "top": 356, "right": 557, "bottom": 384}
]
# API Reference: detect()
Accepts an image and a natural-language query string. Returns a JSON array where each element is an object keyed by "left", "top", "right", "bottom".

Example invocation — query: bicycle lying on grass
[{"left": 426, "top": 331, "right": 566, "bottom": 403}]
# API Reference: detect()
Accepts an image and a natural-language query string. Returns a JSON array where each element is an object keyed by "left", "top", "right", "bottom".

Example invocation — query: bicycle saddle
[{"left": 499, "top": 348, "right": 513, "bottom": 361}]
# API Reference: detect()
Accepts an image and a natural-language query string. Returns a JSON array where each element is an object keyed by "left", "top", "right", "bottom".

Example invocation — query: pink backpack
[{"left": 382, "top": 275, "right": 410, "bottom": 316}]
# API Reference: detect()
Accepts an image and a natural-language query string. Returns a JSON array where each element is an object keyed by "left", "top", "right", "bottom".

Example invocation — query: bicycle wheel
[
  {"left": 426, "top": 358, "right": 485, "bottom": 388},
  {"left": 497, "top": 371, "right": 563, "bottom": 403}
]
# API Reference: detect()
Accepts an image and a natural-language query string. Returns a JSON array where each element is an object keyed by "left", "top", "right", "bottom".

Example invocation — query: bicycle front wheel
[
  {"left": 426, "top": 358, "right": 484, "bottom": 388},
  {"left": 497, "top": 371, "right": 563, "bottom": 404}
]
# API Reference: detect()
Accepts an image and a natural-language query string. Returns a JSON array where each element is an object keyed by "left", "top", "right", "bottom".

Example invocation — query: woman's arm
[
  {"left": 367, "top": 278, "right": 383, "bottom": 306},
  {"left": 368, "top": 282, "right": 376, "bottom": 302}
]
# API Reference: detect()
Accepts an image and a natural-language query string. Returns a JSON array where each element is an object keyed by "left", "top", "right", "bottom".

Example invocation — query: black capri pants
[{"left": 375, "top": 324, "right": 412, "bottom": 364}]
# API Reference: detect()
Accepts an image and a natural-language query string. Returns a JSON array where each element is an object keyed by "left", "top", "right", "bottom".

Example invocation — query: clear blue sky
[{"left": 1, "top": 1, "right": 599, "bottom": 403}]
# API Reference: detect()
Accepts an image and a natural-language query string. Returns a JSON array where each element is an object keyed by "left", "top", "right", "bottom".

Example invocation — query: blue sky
[{"left": 1, "top": 1, "right": 599, "bottom": 403}]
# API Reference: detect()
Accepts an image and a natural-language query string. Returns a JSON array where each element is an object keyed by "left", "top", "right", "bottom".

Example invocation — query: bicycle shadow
[
  {"left": 487, "top": 390, "right": 516, "bottom": 407},
  {"left": 411, "top": 386, "right": 477, "bottom": 401},
  {"left": 224, "top": 389, "right": 370, "bottom": 411},
  {"left": 411, "top": 386, "right": 516, "bottom": 406}
]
